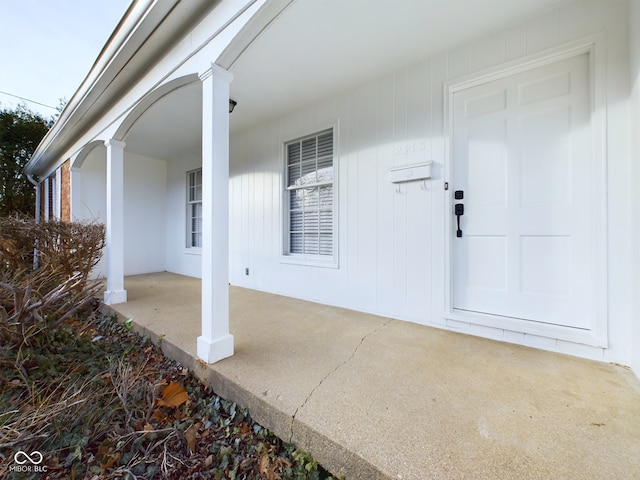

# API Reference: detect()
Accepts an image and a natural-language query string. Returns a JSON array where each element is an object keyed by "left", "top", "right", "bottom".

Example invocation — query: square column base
[
  {"left": 104, "top": 289, "right": 127, "bottom": 305},
  {"left": 197, "top": 334, "right": 234, "bottom": 364}
]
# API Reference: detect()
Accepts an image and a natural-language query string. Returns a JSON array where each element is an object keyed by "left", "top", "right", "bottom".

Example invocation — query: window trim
[
  {"left": 281, "top": 124, "right": 339, "bottom": 268},
  {"left": 186, "top": 168, "right": 203, "bottom": 250}
]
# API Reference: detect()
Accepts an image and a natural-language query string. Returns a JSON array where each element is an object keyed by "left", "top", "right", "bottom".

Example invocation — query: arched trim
[
  {"left": 216, "top": 0, "right": 293, "bottom": 70},
  {"left": 72, "top": 140, "right": 106, "bottom": 170},
  {"left": 113, "top": 74, "right": 200, "bottom": 141}
]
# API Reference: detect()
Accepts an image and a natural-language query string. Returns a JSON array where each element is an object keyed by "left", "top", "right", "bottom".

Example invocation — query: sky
[{"left": 0, "top": 0, "right": 132, "bottom": 120}]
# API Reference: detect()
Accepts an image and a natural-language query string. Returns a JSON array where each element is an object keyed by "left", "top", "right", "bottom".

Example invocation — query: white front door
[{"left": 451, "top": 53, "right": 595, "bottom": 330}]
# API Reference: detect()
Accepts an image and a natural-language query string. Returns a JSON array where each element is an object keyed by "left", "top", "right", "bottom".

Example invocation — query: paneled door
[{"left": 451, "top": 54, "right": 595, "bottom": 329}]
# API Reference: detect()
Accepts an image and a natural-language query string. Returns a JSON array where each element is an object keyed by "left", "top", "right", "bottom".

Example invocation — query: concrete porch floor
[{"left": 106, "top": 272, "right": 640, "bottom": 480}]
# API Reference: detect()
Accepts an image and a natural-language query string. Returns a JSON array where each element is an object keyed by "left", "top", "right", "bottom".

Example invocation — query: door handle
[{"left": 455, "top": 203, "right": 464, "bottom": 237}]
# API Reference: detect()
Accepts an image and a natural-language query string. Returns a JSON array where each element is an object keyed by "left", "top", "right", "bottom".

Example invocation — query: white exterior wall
[
  {"left": 48, "top": 0, "right": 266, "bottom": 282},
  {"left": 77, "top": 149, "right": 107, "bottom": 223},
  {"left": 76, "top": 147, "right": 107, "bottom": 278},
  {"left": 229, "top": 0, "right": 636, "bottom": 365},
  {"left": 122, "top": 153, "right": 167, "bottom": 276},
  {"left": 630, "top": 0, "right": 640, "bottom": 377},
  {"left": 165, "top": 155, "right": 203, "bottom": 278},
  {"left": 76, "top": 150, "right": 168, "bottom": 277}
]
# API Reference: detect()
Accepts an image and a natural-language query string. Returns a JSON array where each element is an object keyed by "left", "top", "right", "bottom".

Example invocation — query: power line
[{"left": 0, "top": 90, "right": 57, "bottom": 110}]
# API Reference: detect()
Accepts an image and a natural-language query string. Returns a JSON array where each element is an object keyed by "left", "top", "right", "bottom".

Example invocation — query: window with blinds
[
  {"left": 187, "top": 169, "right": 202, "bottom": 248},
  {"left": 47, "top": 176, "right": 56, "bottom": 220},
  {"left": 285, "top": 129, "right": 334, "bottom": 257}
]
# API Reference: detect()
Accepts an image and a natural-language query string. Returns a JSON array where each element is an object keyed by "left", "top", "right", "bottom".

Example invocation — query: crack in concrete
[{"left": 288, "top": 318, "right": 393, "bottom": 443}]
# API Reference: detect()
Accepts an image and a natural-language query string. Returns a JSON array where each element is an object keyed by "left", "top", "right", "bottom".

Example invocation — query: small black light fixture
[{"left": 229, "top": 99, "right": 237, "bottom": 113}]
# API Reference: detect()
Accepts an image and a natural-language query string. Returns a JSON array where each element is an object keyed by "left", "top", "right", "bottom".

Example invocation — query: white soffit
[
  {"left": 123, "top": 82, "right": 202, "bottom": 161},
  {"left": 229, "top": 0, "right": 566, "bottom": 133}
]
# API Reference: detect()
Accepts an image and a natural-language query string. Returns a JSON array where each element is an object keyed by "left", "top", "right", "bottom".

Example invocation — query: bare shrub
[
  {"left": 35, "top": 219, "right": 105, "bottom": 283},
  {"left": 0, "top": 216, "right": 105, "bottom": 350}
]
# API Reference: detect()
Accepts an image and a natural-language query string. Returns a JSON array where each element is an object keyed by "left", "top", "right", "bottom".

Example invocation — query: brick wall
[
  {"left": 61, "top": 160, "right": 71, "bottom": 222},
  {"left": 38, "top": 160, "right": 71, "bottom": 222}
]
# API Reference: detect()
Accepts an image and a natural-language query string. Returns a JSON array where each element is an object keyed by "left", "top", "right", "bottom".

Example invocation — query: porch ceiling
[
  {"left": 120, "top": 0, "right": 568, "bottom": 158},
  {"left": 228, "top": 0, "right": 565, "bottom": 134},
  {"left": 123, "top": 82, "right": 202, "bottom": 162}
]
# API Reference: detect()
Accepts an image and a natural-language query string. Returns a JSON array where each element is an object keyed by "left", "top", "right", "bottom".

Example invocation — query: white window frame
[
  {"left": 186, "top": 168, "right": 202, "bottom": 249},
  {"left": 44, "top": 174, "right": 58, "bottom": 221},
  {"left": 282, "top": 127, "right": 338, "bottom": 267},
  {"left": 54, "top": 168, "right": 61, "bottom": 219}
]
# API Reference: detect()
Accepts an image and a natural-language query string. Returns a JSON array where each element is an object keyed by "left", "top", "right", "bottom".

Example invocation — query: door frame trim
[{"left": 443, "top": 35, "right": 608, "bottom": 348}]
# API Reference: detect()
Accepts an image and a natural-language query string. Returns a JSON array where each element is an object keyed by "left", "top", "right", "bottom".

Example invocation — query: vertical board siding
[
  {"left": 354, "top": 84, "right": 378, "bottom": 311},
  {"left": 602, "top": 2, "right": 634, "bottom": 363},
  {"left": 630, "top": 0, "right": 640, "bottom": 376},
  {"left": 376, "top": 76, "right": 395, "bottom": 312},
  {"left": 228, "top": 0, "right": 626, "bottom": 340},
  {"left": 345, "top": 93, "right": 359, "bottom": 307},
  {"left": 471, "top": 32, "right": 506, "bottom": 71},
  {"left": 525, "top": 10, "right": 558, "bottom": 54},
  {"left": 229, "top": 61, "right": 437, "bottom": 321}
]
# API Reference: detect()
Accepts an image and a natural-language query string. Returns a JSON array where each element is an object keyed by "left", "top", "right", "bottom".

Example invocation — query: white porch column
[
  {"left": 43, "top": 178, "right": 50, "bottom": 221},
  {"left": 104, "top": 139, "right": 127, "bottom": 305},
  {"left": 197, "top": 64, "right": 234, "bottom": 363},
  {"left": 54, "top": 168, "right": 62, "bottom": 219},
  {"left": 33, "top": 180, "right": 40, "bottom": 224}
]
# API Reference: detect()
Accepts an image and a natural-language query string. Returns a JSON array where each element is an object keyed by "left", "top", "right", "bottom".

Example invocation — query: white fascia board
[
  {"left": 24, "top": 0, "right": 197, "bottom": 177},
  {"left": 32, "top": 0, "right": 269, "bottom": 179}
]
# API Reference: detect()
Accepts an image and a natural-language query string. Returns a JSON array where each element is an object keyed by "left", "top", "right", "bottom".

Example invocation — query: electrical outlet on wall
[{"left": 245, "top": 267, "right": 249, "bottom": 276}]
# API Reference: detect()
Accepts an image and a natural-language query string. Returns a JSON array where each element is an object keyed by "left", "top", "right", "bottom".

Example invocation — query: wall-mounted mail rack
[{"left": 388, "top": 161, "right": 432, "bottom": 184}]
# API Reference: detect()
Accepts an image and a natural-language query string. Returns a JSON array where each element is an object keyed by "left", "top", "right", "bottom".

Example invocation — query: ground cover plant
[
  {"left": 0, "top": 217, "right": 337, "bottom": 479},
  {"left": 1, "top": 307, "right": 336, "bottom": 479}
]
